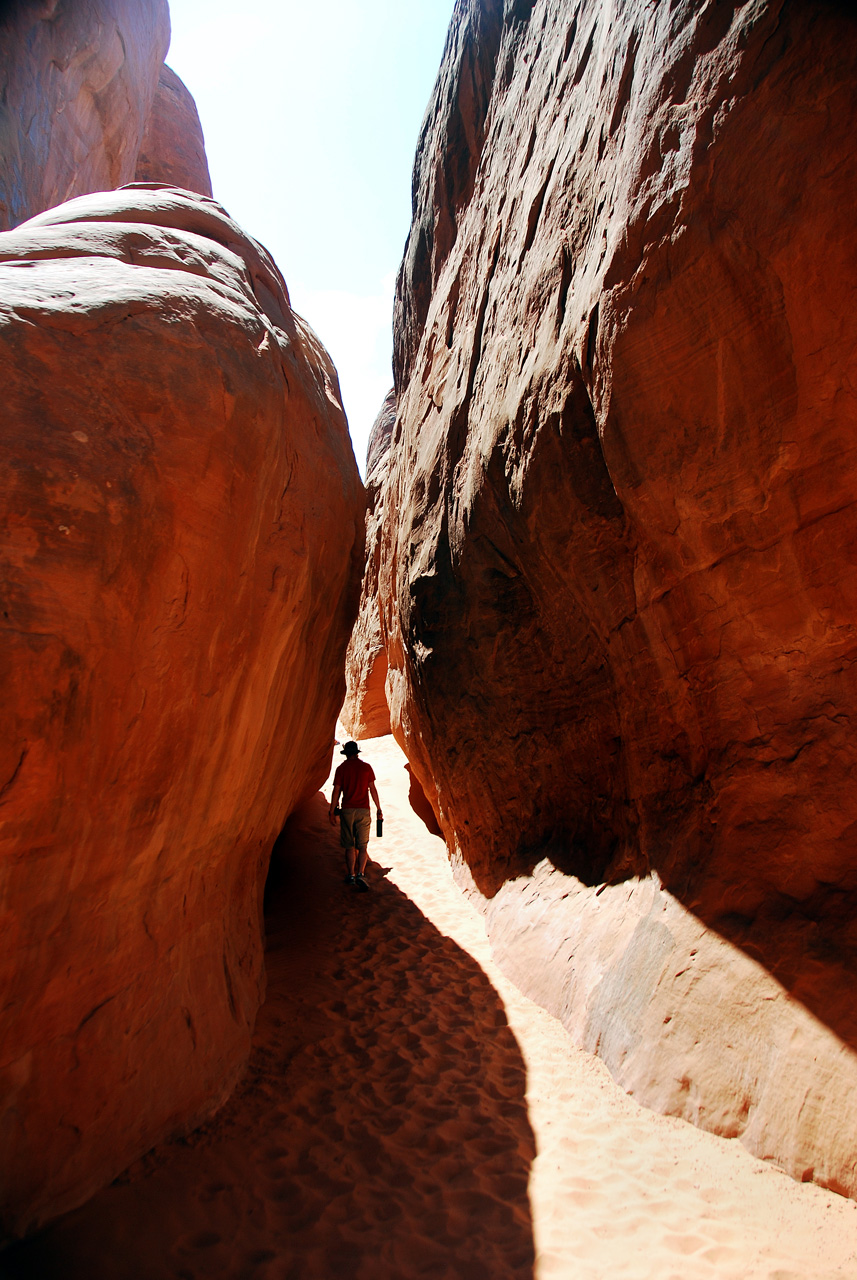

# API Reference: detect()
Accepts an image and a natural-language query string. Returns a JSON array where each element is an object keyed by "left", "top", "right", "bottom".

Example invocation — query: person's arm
[
  {"left": 369, "top": 781, "right": 382, "bottom": 818},
  {"left": 329, "top": 778, "right": 342, "bottom": 825}
]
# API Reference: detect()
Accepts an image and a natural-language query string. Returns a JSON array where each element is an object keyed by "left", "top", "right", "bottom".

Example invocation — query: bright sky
[{"left": 165, "top": 0, "right": 454, "bottom": 475}]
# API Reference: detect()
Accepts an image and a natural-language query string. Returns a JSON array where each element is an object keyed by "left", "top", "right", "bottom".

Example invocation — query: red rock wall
[
  {"left": 134, "top": 63, "right": 213, "bottom": 197},
  {"left": 0, "top": 187, "right": 364, "bottom": 1236},
  {"left": 0, "top": 0, "right": 170, "bottom": 229},
  {"left": 380, "top": 0, "right": 857, "bottom": 1193},
  {"left": 341, "top": 390, "right": 395, "bottom": 740}
]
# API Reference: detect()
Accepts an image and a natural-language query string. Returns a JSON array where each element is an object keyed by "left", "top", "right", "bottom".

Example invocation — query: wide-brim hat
[{"left": 340, "top": 741, "right": 360, "bottom": 756}]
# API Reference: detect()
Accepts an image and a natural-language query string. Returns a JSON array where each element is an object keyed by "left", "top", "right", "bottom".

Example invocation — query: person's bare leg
[
  {"left": 356, "top": 846, "right": 369, "bottom": 875},
  {"left": 345, "top": 847, "right": 357, "bottom": 876}
]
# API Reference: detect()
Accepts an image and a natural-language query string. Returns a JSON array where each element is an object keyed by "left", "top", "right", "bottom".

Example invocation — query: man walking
[{"left": 329, "top": 741, "right": 383, "bottom": 891}]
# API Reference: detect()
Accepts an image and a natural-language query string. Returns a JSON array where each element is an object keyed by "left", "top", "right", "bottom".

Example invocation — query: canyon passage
[
  {"left": 2, "top": 0, "right": 857, "bottom": 1274},
  {"left": 2, "top": 736, "right": 857, "bottom": 1279}
]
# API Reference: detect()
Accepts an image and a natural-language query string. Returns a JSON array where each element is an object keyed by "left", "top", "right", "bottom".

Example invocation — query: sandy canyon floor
[{"left": 3, "top": 733, "right": 857, "bottom": 1279}]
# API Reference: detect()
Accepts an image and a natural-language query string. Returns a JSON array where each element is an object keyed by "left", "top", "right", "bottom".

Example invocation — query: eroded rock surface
[
  {"left": 467, "top": 858, "right": 857, "bottom": 1201},
  {"left": 379, "top": 0, "right": 857, "bottom": 1193},
  {"left": 340, "top": 389, "right": 396, "bottom": 740},
  {"left": 0, "top": 0, "right": 170, "bottom": 229},
  {"left": 134, "top": 64, "right": 213, "bottom": 197},
  {"left": 0, "top": 187, "right": 364, "bottom": 1236}
]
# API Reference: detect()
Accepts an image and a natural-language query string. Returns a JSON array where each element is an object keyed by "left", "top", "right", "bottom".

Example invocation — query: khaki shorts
[{"left": 340, "top": 807, "right": 371, "bottom": 850}]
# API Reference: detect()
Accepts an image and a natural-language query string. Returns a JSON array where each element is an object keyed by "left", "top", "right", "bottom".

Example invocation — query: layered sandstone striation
[
  {"left": 0, "top": 187, "right": 364, "bottom": 1236},
  {"left": 134, "top": 64, "right": 213, "bottom": 197},
  {"left": 340, "top": 389, "right": 396, "bottom": 740},
  {"left": 0, "top": 0, "right": 170, "bottom": 229},
  {"left": 374, "top": 0, "right": 857, "bottom": 1193}
]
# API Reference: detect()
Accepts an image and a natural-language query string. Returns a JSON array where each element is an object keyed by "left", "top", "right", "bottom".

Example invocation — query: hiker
[{"left": 329, "top": 741, "right": 383, "bottom": 891}]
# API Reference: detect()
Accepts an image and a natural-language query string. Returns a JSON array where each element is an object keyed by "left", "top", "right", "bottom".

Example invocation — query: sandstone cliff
[
  {"left": 340, "top": 389, "right": 396, "bottom": 740},
  {"left": 134, "top": 63, "right": 213, "bottom": 197},
  {"left": 373, "top": 0, "right": 857, "bottom": 1194},
  {"left": 0, "top": 0, "right": 170, "bottom": 229},
  {"left": 0, "top": 187, "right": 364, "bottom": 1236}
]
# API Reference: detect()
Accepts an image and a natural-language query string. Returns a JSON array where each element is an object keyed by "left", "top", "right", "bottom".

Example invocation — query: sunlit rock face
[
  {"left": 0, "top": 187, "right": 364, "bottom": 1236},
  {"left": 383, "top": 0, "right": 857, "bottom": 1192},
  {"left": 341, "top": 389, "right": 395, "bottom": 740},
  {"left": 134, "top": 64, "right": 213, "bottom": 197},
  {"left": 0, "top": 0, "right": 170, "bottom": 229}
]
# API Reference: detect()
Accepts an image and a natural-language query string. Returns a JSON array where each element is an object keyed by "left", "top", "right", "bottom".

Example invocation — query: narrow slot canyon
[
  {"left": 3, "top": 736, "right": 855, "bottom": 1279},
  {"left": 2, "top": 0, "right": 857, "bottom": 1273}
]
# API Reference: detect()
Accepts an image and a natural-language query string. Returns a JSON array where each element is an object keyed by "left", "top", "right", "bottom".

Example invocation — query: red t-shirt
[{"left": 334, "top": 757, "right": 375, "bottom": 810}]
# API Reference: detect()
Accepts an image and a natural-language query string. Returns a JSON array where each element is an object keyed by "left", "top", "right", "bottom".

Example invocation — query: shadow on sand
[{"left": 1, "top": 792, "right": 535, "bottom": 1280}]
